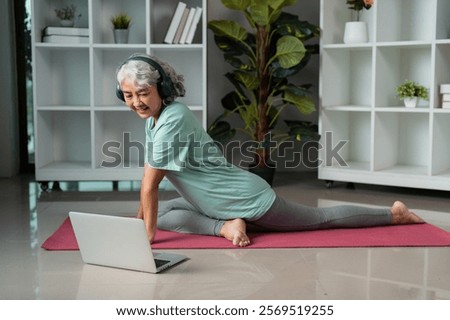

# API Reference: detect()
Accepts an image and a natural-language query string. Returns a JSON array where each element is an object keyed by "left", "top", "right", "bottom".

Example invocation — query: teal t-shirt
[{"left": 145, "top": 102, "right": 276, "bottom": 221}]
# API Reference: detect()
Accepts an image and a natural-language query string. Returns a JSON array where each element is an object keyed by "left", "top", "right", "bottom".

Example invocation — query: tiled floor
[{"left": 1, "top": 172, "right": 450, "bottom": 300}]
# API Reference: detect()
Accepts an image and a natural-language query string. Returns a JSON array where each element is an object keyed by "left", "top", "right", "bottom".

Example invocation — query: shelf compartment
[
  {"left": 435, "top": 44, "right": 450, "bottom": 108},
  {"left": 320, "top": 0, "right": 374, "bottom": 45},
  {"left": 431, "top": 113, "right": 450, "bottom": 175},
  {"left": 375, "top": 46, "right": 432, "bottom": 108},
  {"left": 320, "top": 110, "right": 372, "bottom": 170},
  {"left": 376, "top": 0, "right": 435, "bottom": 42},
  {"left": 373, "top": 112, "right": 430, "bottom": 174},
  {"left": 91, "top": 0, "right": 147, "bottom": 44},
  {"left": 34, "top": 47, "right": 90, "bottom": 107},
  {"left": 35, "top": 110, "right": 91, "bottom": 170},
  {"left": 94, "top": 111, "right": 146, "bottom": 169},
  {"left": 92, "top": 48, "right": 147, "bottom": 107},
  {"left": 32, "top": 0, "right": 89, "bottom": 44},
  {"left": 152, "top": 47, "right": 204, "bottom": 107},
  {"left": 321, "top": 47, "right": 373, "bottom": 108},
  {"left": 150, "top": 0, "right": 204, "bottom": 44},
  {"left": 436, "top": 0, "right": 450, "bottom": 40}
]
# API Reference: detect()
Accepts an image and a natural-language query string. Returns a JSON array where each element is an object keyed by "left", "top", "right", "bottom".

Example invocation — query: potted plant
[
  {"left": 343, "top": 0, "right": 374, "bottom": 44},
  {"left": 55, "top": 4, "right": 77, "bottom": 27},
  {"left": 396, "top": 80, "right": 429, "bottom": 108},
  {"left": 207, "top": 0, "right": 320, "bottom": 184},
  {"left": 111, "top": 13, "right": 132, "bottom": 44}
]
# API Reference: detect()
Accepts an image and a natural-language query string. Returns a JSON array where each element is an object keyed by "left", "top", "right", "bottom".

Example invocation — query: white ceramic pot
[
  {"left": 59, "top": 19, "right": 74, "bottom": 27},
  {"left": 343, "top": 21, "right": 368, "bottom": 44},
  {"left": 403, "top": 97, "right": 418, "bottom": 108}
]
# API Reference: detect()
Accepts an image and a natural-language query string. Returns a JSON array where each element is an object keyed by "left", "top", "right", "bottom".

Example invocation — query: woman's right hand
[
  {"left": 145, "top": 219, "right": 157, "bottom": 243},
  {"left": 140, "top": 164, "right": 166, "bottom": 243}
]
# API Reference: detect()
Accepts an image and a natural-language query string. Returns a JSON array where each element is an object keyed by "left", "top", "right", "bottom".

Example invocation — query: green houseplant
[
  {"left": 111, "top": 13, "right": 132, "bottom": 43},
  {"left": 55, "top": 5, "right": 77, "bottom": 27},
  {"left": 207, "top": 0, "right": 320, "bottom": 182},
  {"left": 111, "top": 13, "right": 132, "bottom": 29},
  {"left": 346, "top": 0, "right": 373, "bottom": 21},
  {"left": 396, "top": 80, "right": 429, "bottom": 108}
]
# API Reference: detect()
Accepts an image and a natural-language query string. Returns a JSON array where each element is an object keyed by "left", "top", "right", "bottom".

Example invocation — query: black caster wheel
[
  {"left": 325, "top": 180, "right": 334, "bottom": 188},
  {"left": 52, "top": 181, "right": 62, "bottom": 191},
  {"left": 346, "top": 182, "right": 355, "bottom": 190},
  {"left": 39, "top": 181, "right": 49, "bottom": 192}
]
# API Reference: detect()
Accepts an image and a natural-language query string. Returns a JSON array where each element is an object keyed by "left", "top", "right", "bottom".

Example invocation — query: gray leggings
[{"left": 157, "top": 196, "right": 392, "bottom": 236}]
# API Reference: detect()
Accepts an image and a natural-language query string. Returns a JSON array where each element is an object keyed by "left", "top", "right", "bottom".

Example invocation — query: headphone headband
[{"left": 116, "top": 55, "right": 174, "bottom": 102}]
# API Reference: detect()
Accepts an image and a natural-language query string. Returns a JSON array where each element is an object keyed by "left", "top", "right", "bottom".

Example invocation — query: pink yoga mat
[{"left": 41, "top": 216, "right": 450, "bottom": 250}]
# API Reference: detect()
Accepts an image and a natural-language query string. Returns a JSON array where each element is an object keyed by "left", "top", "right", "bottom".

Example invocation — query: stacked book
[
  {"left": 163, "top": 2, "right": 203, "bottom": 44},
  {"left": 42, "top": 27, "right": 89, "bottom": 44},
  {"left": 441, "top": 84, "right": 450, "bottom": 109}
]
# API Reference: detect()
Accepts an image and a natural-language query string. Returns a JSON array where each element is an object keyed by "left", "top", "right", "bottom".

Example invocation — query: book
[
  {"left": 443, "top": 101, "right": 450, "bottom": 109},
  {"left": 440, "top": 84, "right": 450, "bottom": 94},
  {"left": 179, "top": 8, "right": 196, "bottom": 44},
  {"left": 442, "top": 94, "right": 450, "bottom": 102},
  {"left": 163, "top": 2, "right": 187, "bottom": 44},
  {"left": 42, "top": 35, "right": 89, "bottom": 44},
  {"left": 43, "top": 26, "right": 89, "bottom": 37},
  {"left": 173, "top": 7, "right": 189, "bottom": 44},
  {"left": 185, "top": 7, "right": 203, "bottom": 44}
]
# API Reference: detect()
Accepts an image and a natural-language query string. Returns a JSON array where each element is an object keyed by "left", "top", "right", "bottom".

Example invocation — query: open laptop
[{"left": 69, "top": 211, "right": 188, "bottom": 273}]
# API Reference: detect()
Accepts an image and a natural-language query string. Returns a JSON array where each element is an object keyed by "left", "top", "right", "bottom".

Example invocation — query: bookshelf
[
  {"left": 319, "top": 0, "right": 450, "bottom": 191},
  {"left": 31, "top": 0, "right": 207, "bottom": 185}
]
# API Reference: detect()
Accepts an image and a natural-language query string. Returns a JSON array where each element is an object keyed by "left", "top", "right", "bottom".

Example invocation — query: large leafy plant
[{"left": 208, "top": 0, "right": 320, "bottom": 168}]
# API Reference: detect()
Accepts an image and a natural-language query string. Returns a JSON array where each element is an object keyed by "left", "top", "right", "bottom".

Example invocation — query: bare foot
[
  {"left": 220, "top": 219, "right": 251, "bottom": 247},
  {"left": 391, "top": 201, "right": 425, "bottom": 225}
]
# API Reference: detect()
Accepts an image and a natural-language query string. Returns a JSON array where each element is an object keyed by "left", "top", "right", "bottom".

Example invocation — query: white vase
[
  {"left": 343, "top": 21, "right": 368, "bottom": 44},
  {"left": 113, "top": 29, "right": 129, "bottom": 44},
  {"left": 403, "top": 97, "right": 418, "bottom": 108},
  {"left": 59, "top": 19, "right": 74, "bottom": 27}
]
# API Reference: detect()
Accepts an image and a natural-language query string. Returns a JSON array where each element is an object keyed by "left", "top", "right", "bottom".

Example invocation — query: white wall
[{"left": 0, "top": 0, "right": 20, "bottom": 177}]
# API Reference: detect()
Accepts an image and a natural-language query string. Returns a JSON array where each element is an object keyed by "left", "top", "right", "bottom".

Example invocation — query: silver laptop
[{"left": 69, "top": 211, "right": 188, "bottom": 273}]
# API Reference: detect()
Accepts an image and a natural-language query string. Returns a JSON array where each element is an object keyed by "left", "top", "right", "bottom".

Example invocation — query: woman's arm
[{"left": 139, "top": 164, "right": 167, "bottom": 242}]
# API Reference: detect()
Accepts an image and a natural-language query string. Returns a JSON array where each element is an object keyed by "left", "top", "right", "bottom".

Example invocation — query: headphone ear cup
[
  {"left": 116, "top": 85, "right": 125, "bottom": 102},
  {"left": 159, "top": 80, "right": 173, "bottom": 99}
]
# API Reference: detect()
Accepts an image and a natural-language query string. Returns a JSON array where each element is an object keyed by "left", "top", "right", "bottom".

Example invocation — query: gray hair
[{"left": 116, "top": 53, "right": 185, "bottom": 104}]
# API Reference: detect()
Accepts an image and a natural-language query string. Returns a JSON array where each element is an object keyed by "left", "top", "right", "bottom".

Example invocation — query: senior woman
[{"left": 115, "top": 53, "right": 423, "bottom": 247}]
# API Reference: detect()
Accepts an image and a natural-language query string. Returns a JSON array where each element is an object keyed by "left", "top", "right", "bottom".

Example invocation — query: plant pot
[
  {"left": 403, "top": 97, "right": 418, "bottom": 108},
  {"left": 248, "top": 163, "right": 276, "bottom": 186},
  {"left": 113, "top": 29, "right": 129, "bottom": 44},
  {"left": 59, "top": 19, "right": 74, "bottom": 27},
  {"left": 343, "top": 21, "right": 368, "bottom": 44}
]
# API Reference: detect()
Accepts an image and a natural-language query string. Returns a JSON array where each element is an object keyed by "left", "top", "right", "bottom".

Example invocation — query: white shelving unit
[
  {"left": 319, "top": 0, "right": 450, "bottom": 191},
  {"left": 31, "top": 0, "right": 207, "bottom": 183}
]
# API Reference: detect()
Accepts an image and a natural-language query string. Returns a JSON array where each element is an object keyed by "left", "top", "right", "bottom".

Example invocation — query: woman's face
[{"left": 120, "top": 78, "right": 163, "bottom": 120}]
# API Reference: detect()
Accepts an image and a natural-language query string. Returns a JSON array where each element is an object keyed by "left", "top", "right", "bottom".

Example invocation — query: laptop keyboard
[{"left": 154, "top": 259, "right": 170, "bottom": 268}]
